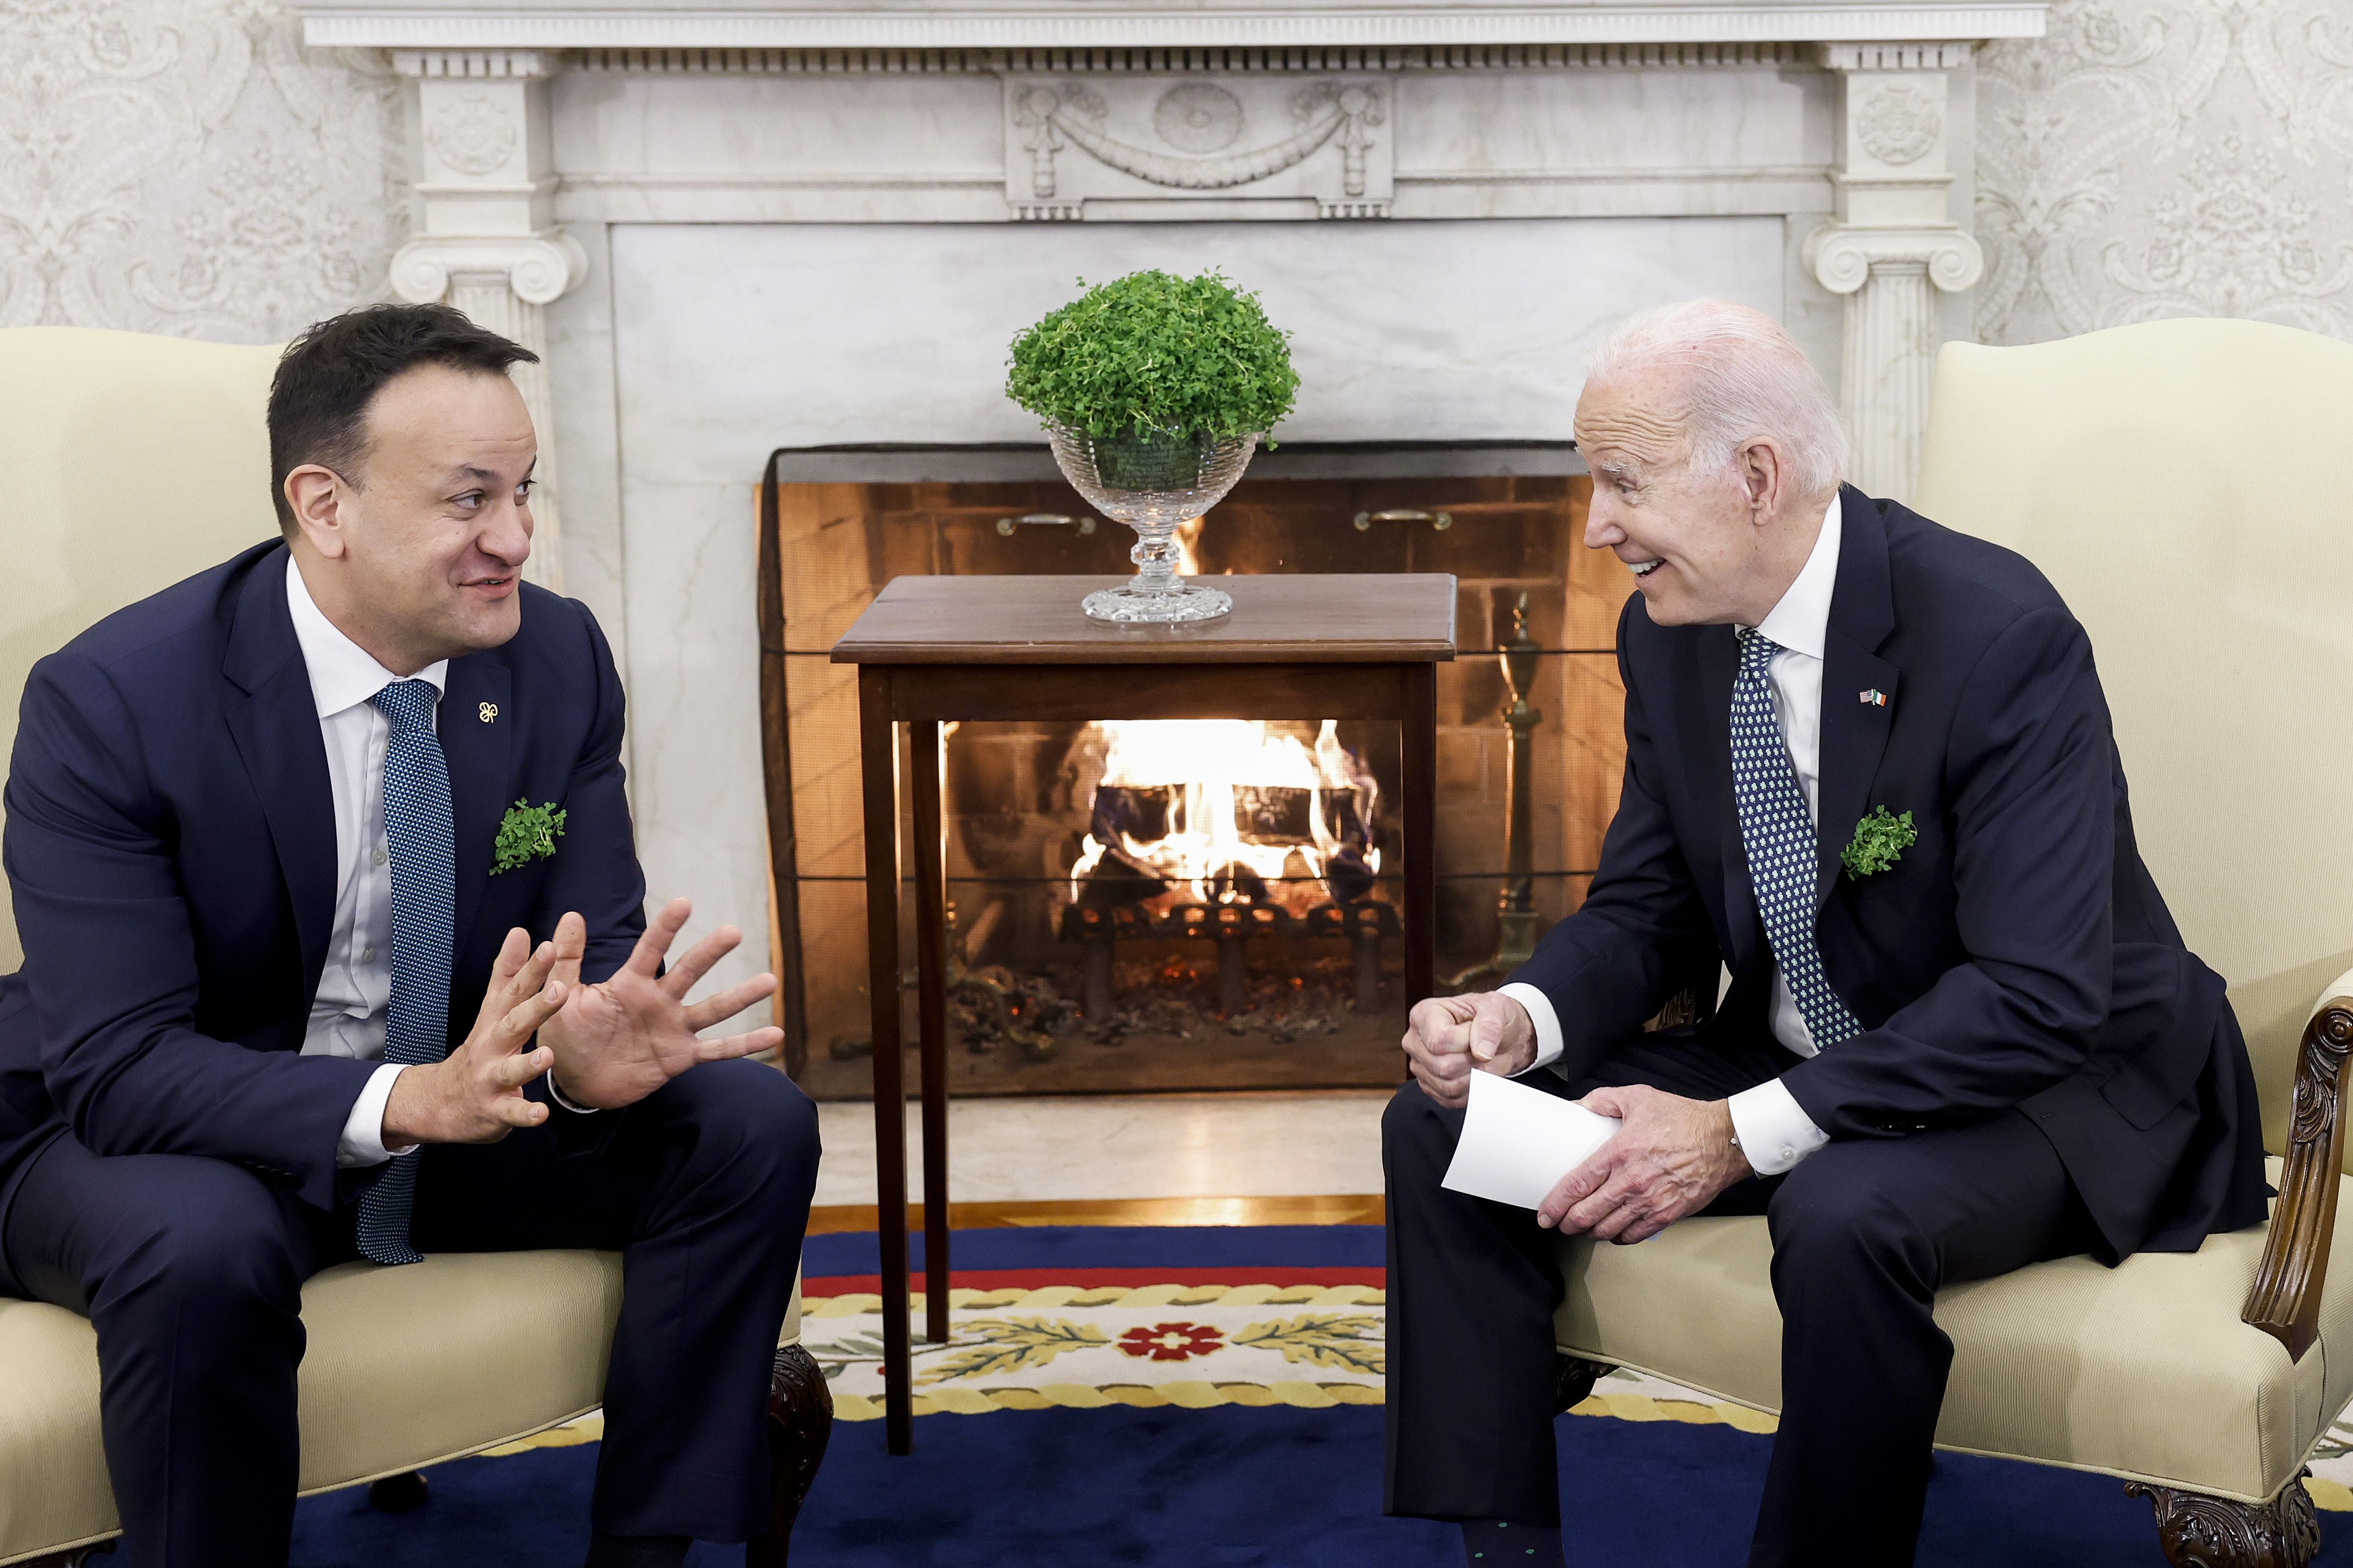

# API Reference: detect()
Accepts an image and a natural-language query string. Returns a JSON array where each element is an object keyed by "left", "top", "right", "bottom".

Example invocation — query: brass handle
[
  {"left": 1352, "top": 509, "right": 1453, "bottom": 532},
  {"left": 997, "top": 512, "right": 1097, "bottom": 536}
]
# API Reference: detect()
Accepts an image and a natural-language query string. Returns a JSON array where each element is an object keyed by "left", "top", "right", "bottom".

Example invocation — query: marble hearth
[{"left": 296, "top": 0, "right": 2045, "bottom": 1010}]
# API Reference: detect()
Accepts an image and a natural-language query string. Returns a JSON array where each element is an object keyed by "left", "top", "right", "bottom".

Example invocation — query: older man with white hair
[{"left": 1382, "top": 298, "right": 2266, "bottom": 1567}]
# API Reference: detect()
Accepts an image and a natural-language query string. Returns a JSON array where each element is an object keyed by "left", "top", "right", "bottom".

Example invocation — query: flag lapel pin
[{"left": 1859, "top": 688, "right": 1888, "bottom": 707}]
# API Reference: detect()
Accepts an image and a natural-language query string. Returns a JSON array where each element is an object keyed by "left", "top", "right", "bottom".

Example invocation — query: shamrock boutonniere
[
  {"left": 1841, "top": 806, "right": 1917, "bottom": 880},
  {"left": 491, "top": 799, "right": 567, "bottom": 875}
]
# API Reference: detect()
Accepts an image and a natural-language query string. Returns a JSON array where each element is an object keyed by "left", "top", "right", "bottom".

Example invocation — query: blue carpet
[
  {"left": 286, "top": 1226, "right": 2347, "bottom": 1566},
  {"left": 294, "top": 1402, "right": 2348, "bottom": 1567}
]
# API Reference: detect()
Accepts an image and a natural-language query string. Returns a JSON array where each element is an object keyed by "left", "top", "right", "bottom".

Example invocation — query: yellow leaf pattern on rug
[
  {"left": 1230, "top": 1314, "right": 1385, "bottom": 1376},
  {"left": 917, "top": 1317, "right": 1111, "bottom": 1383}
]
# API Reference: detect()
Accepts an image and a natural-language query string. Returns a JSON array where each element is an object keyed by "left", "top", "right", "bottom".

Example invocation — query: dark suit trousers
[
  {"left": 0, "top": 1059, "right": 819, "bottom": 1568},
  {"left": 1383, "top": 1027, "right": 2094, "bottom": 1568}
]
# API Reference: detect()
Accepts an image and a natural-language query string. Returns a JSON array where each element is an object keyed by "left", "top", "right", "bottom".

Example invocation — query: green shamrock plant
[
  {"left": 1841, "top": 807, "right": 1917, "bottom": 880},
  {"left": 1005, "top": 269, "right": 1298, "bottom": 443},
  {"left": 491, "top": 800, "right": 567, "bottom": 875}
]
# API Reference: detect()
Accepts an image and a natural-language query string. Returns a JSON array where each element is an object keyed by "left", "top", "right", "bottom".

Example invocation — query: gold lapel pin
[
  {"left": 1859, "top": 688, "right": 1888, "bottom": 707},
  {"left": 479, "top": 702, "right": 499, "bottom": 723}
]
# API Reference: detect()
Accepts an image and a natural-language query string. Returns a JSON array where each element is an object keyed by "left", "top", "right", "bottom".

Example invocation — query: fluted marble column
[
  {"left": 1804, "top": 44, "right": 1984, "bottom": 504},
  {"left": 386, "top": 50, "right": 585, "bottom": 591}
]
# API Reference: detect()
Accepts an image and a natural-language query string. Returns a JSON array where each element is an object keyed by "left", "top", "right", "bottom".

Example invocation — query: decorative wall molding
[
  {"left": 390, "top": 48, "right": 559, "bottom": 76},
  {"left": 298, "top": 2, "right": 2049, "bottom": 52},
  {"left": 1806, "top": 221, "right": 1984, "bottom": 293},
  {"left": 389, "top": 232, "right": 590, "bottom": 306},
  {"left": 568, "top": 42, "right": 1810, "bottom": 74},
  {"left": 424, "top": 90, "right": 524, "bottom": 174},
  {"left": 1005, "top": 75, "right": 1391, "bottom": 217},
  {"left": 1855, "top": 81, "right": 1944, "bottom": 162},
  {"left": 1810, "top": 47, "right": 1976, "bottom": 501},
  {"left": 384, "top": 54, "right": 581, "bottom": 589},
  {"left": 1816, "top": 39, "right": 1975, "bottom": 67}
]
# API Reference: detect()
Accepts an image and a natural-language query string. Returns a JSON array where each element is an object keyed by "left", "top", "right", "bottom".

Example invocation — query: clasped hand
[
  {"left": 382, "top": 898, "right": 783, "bottom": 1146},
  {"left": 1401, "top": 991, "right": 1753, "bottom": 1245}
]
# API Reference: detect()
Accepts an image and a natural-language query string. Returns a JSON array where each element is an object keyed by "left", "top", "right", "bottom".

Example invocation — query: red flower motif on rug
[{"left": 1117, "top": 1322, "right": 1225, "bottom": 1362}]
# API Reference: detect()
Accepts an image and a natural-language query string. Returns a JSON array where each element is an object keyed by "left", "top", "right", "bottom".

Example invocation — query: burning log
[
  {"left": 1063, "top": 719, "right": 1389, "bottom": 1019},
  {"left": 1075, "top": 842, "right": 1166, "bottom": 910},
  {"left": 1091, "top": 783, "right": 1176, "bottom": 846}
]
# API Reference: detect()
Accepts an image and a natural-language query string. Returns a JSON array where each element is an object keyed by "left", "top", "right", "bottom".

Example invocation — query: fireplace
[
  {"left": 292, "top": 0, "right": 2027, "bottom": 1095},
  {"left": 761, "top": 443, "right": 1635, "bottom": 1099}
]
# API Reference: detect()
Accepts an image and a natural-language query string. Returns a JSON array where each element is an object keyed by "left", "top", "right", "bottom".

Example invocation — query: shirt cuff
[
  {"left": 1497, "top": 982, "right": 1564, "bottom": 1074},
  {"left": 336, "top": 1063, "right": 414, "bottom": 1169},
  {"left": 1726, "top": 1079, "right": 1830, "bottom": 1176},
  {"left": 545, "top": 1071, "right": 600, "bottom": 1115}
]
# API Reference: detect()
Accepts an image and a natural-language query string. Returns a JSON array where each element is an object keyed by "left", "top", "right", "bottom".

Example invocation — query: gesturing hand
[
  {"left": 1537, "top": 1084, "right": 1752, "bottom": 1244},
  {"left": 1401, "top": 991, "right": 1536, "bottom": 1110},
  {"left": 539, "top": 897, "right": 785, "bottom": 1111},
  {"left": 381, "top": 926, "right": 567, "bottom": 1147}
]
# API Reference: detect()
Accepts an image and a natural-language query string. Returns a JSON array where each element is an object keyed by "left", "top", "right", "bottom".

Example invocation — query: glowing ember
[{"left": 1069, "top": 719, "right": 1380, "bottom": 906}]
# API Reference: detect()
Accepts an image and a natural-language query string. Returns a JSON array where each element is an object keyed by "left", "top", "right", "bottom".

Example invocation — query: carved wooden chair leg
[
  {"left": 1553, "top": 1354, "right": 1614, "bottom": 1415},
  {"left": 368, "top": 1470, "right": 430, "bottom": 1512},
  {"left": 746, "top": 1341, "right": 835, "bottom": 1568},
  {"left": 2125, "top": 1470, "right": 2321, "bottom": 1568}
]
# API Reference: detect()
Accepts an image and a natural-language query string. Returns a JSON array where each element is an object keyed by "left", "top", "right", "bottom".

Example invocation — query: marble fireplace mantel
[
  {"left": 299, "top": 0, "right": 2040, "bottom": 1003},
  {"left": 301, "top": 1, "right": 2045, "bottom": 50}
]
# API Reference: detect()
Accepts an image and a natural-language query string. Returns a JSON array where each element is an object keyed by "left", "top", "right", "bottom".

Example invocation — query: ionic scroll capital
[
  {"left": 1803, "top": 221, "right": 1984, "bottom": 296},
  {"left": 389, "top": 231, "right": 590, "bottom": 308}
]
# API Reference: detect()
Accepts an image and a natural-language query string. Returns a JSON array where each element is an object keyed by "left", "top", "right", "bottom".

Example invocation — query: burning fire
[{"left": 1069, "top": 719, "right": 1381, "bottom": 906}]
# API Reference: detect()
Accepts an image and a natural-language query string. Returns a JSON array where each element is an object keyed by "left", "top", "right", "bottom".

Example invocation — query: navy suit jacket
[
  {"left": 0, "top": 541, "right": 647, "bottom": 1220},
  {"left": 1512, "top": 487, "right": 2268, "bottom": 1261}
]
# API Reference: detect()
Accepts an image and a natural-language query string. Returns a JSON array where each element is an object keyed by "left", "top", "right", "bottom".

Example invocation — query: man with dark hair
[
  {"left": 0, "top": 302, "right": 820, "bottom": 1568},
  {"left": 264, "top": 302, "right": 539, "bottom": 536}
]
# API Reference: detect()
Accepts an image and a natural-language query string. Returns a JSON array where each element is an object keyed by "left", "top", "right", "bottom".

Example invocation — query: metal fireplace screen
[{"left": 756, "top": 445, "right": 1634, "bottom": 1102}]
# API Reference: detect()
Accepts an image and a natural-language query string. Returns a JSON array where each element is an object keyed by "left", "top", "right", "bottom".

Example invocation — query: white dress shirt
[
  {"left": 286, "top": 555, "right": 446, "bottom": 1170},
  {"left": 1502, "top": 492, "right": 1844, "bottom": 1176}
]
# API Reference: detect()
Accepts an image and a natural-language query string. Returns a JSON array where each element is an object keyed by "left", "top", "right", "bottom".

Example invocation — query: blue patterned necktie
[
  {"left": 354, "top": 679, "right": 457, "bottom": 1266},
  {"left": 1729, "top": 628, "right": 1861, "bottom": 1050}
]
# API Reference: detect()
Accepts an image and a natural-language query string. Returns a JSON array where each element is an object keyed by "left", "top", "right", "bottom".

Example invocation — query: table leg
[
  {"left": 908, "top": 720, "right": 952, "bottom": 1345},
  {"left": 857, "top": 669, "right": 913, "bottom": 1455},
  {"left": 1401, "top": 663, "right": 1438, "bottom": 1006}
]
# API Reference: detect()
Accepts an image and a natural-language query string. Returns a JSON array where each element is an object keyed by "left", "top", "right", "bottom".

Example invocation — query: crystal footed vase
[{"left": 1045, "top": 425, "right": 1260, "bottom": 624}]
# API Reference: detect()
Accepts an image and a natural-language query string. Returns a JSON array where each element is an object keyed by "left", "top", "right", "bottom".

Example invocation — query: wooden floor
[{"left": 806, "top": 1193, "right": 1385, "bottom": 1235}]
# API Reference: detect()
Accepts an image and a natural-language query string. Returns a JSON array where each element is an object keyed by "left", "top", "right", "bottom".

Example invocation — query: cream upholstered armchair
[
  {"left": 0, "top": 327, "right": 830, "bottom": 1566},
  {"left": 1549, "top": 318, "right": 2353, "bottom": 1568}
]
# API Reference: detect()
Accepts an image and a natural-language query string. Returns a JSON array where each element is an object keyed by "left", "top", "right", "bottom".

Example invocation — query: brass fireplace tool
[{"left": 1447, "top": 592, "right": 1545, "bottom": 992}]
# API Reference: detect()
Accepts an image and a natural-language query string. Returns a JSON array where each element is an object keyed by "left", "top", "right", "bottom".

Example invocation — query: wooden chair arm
[{"left": 2242, "top": 998, "right": 2353, "bottom": 1360}]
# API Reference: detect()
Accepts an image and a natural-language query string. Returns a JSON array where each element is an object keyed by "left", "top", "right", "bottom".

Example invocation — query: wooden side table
[{"left": 830, "top": 573, "right": 1456, "bottom": 1452}]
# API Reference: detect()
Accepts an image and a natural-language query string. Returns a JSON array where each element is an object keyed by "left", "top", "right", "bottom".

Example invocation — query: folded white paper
[{"left": 1440, "top": 1070, "right": 1623, "bottom": 1210}]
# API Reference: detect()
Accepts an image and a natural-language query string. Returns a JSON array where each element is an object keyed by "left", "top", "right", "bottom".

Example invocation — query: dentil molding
[{"left": 301, "top": 0, "right": 2046, "bottom": 51}]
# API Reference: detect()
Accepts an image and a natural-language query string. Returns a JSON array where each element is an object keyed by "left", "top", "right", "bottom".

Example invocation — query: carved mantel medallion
[
  {"left": 424, "top": 88, "right": 523, "bottom": 177},
  {"left": 1856, "top": 82, "right": 1944, "bottom": 165}
]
